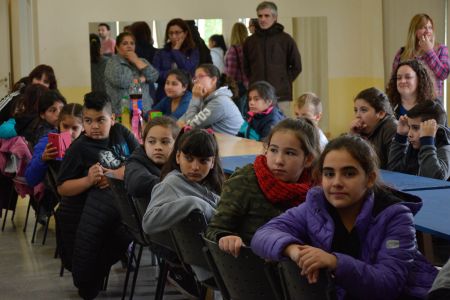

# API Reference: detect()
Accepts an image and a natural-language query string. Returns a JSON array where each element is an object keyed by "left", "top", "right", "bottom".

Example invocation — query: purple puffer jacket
[{"left": 251, "top": 186, "right": 437, "bottom": 300}]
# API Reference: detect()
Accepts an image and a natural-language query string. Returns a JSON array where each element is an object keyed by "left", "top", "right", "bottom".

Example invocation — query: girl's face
[
  {"left": 416, "top": 20, "right": 433, "bottom": 41},
  {"left": 168, "top": 25, "right": 186, "bottom": 46},
  {"left": 164, "top": 74, "right": 187, "bottom": 99},
  {"left": 32, "top": 74, "right": 50, "bottom": 88},
  {"left": 144, "top": 125, "right": 175, "bottom": 165},
  {"left": 41, "top": 101, "right": 64, "bottom": 127},
  {"left": 396, "top": 65, "right": 418, "bottom": 98},
  {"left": 266, "top": 130, "right": 312, "bottom": 183},
  {"left": 59, "top": 115, "right": 83, "bottom": 140},
  {"left": 353, "top": 99, "right": 385, "bottom": 135},
  {"left": 176, "top": 151, "right": 215, "bottom": 183},
  {"left": 116, "top": 36, "right": 135, "bottom": 56},
  {"left": 193, "top": 68, "right": 217, "bottom": 95},
  {"left": 248, "top": 90, "right": 272, "bottom": 113},
  {"left": 322, "top": 149, "right": 375, "bottom": 213}
]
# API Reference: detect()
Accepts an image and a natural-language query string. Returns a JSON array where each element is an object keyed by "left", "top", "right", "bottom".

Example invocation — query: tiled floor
[{"left": 0, "top": 197, "right": 187, "bottom": 299}]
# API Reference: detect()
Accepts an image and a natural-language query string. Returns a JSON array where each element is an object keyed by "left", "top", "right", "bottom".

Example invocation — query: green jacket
[{"left": 206, "top": 164, "right": 284, "bottom": 245}]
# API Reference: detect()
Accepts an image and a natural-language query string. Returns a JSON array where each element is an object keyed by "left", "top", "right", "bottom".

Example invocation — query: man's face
[
  {"left": 257, "top": 8, "right": 277, "bottom": 30},
  {"left": 98, "top": 25, "right": 109, "bottom": 39}
]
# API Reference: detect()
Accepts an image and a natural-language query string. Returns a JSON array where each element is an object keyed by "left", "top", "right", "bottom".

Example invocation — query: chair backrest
[
  {"left": 170, "top": 210, "right": 209, "bottom": 269},
  {"left": 44, "top": 160, "right": 62, "bottom": 202},
  {"left": 278, "top": 260, "right": 337, "bottom": 300},
  {"left": 203, "top": 237, "right": 281, "bottom": 300},
  {"left": 106, "top": 175, "right": 148, "bottom": 245}
]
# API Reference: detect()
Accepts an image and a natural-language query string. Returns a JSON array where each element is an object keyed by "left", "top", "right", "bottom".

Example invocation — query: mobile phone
[{"left": 48, "top": 131, "right": 72, "bottom": 159}]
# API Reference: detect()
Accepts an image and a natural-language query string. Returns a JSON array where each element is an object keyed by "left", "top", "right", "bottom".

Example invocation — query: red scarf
[{"left": 253, "top": 155, "right": 313, "bottom": 208}]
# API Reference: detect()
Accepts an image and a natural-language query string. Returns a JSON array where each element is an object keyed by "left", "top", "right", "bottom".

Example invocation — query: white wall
[{"left": 31, "top": 0, "right": 385, "bottom": 88}]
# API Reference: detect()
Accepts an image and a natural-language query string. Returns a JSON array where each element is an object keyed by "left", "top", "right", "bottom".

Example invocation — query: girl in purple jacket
[{"left": 251, "top": 134, "right": 437, "bottom": 300}]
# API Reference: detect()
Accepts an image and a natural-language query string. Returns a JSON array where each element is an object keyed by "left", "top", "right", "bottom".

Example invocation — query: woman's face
[
  {"left": 116, "top": 35, "right": 135, "bottom": 56},
  {"left": 164, "top": 74, "right": 187, "bottom": 99},
  {"left": 416, "top": 20, "right": 433, "bottom": 42},
  {"left": 32, "top": 74, "right": 50, "bottom": 88},
  {"left": 168, "top": 25, "right": 186, "bottom": 46},
  {"left": 396, "top": 65, "right": 418, "bottom": 99}
]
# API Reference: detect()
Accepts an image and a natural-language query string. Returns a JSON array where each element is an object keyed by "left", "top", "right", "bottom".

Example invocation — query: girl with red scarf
[{"left": 206, "top": 118, "right": 321, "bottom": 257}]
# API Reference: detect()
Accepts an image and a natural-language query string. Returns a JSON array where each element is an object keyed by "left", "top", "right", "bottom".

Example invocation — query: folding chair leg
[
  {"left": 121, "top": 241, "right": 136, "bottom": 300},
  {"left": 59, "top": 263, "right": 64, "bottom": 277},
  {"left": 102, "top": 268, "right": 111, "bottom": 291},
  {"left": 129, "top": 244, "right": 144, "bottom": 300},
  {"left": 155, "top": 260, "right": 169, "bottom": 300},
  {"left": 42, "top": 214, "right": 51, "bottom": 245},
  {"left": 23, "top": 198, "right": 32, "bottom": 232},
  {"left": 31, "top": 202, "right": 41, "bottom": 244},
  {"left": 1, "top": 189, "right": 13, "bottom": 231}
]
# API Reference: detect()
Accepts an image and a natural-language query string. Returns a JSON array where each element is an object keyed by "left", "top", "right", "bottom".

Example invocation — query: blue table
[
  {"left": 221, "top": 155, "right": 450, "bottom": 191},
  {"left": 221, "top": 155, "right": 256, "bottom": 175},
  {"left": 410, "top": 188, "right": 450, "bottom": 240},
  {"left": 380, "top": 170, "right": 450, "bottom": 191}
]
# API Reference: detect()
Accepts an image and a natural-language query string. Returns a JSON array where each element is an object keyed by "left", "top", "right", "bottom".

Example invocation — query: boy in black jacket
[{"left": 57, "top": 92, "right": 139, "bottom": 299}]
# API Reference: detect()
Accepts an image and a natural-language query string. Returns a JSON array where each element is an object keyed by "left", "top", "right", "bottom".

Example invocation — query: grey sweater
[
  {"left": 142, "top": 169, "right": 219, "bottom": 234},
  {"left": 104, "top": 54, "right": 159, "bottom": 116},
  {"left": 180, "top": 86, "right": 244, "bottom": 135}
]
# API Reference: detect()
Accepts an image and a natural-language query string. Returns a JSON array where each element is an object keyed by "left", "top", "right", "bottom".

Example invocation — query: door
[{"left": 0, "top": 0, "right": 11, "bottom": 98}]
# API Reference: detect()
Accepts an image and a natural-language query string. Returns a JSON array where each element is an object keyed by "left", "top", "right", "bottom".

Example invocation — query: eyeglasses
[
  {"left": 192, "top": 74, "right": 210, "bottom": 82},
  {"left": 168, "top": 30, "right": 184, "bottom": 36}
]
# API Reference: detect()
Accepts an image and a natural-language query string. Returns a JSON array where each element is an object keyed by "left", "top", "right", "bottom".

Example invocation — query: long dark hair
[
  {"left": 196, "top": 64, "right": 238, "bottom": 99},
  {"left": 209, "top": 34, "right": 227, "bottom": 53},
  {"left": 28, "top": 64, "right": 57, "bottom": 90},
  {"left": 89, "top": 34, "right": 101, "bottom": 63},
  {"left": 130, "top": 21, "right": 154, "bottom": 45},
  {"left": 164, "top": 18, "right": 196, "bottom": 52},
  {"left": 13, "top": 84, "right": 49, "bottom": 117},
  {"left": 161, "top": 127, "right": 224, "bottom": 194}
]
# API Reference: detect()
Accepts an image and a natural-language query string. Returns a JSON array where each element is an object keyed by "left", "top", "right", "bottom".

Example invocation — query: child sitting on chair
[
  {"left": 56, "top": 91, "right": 139, "bottom": 300},
  {"left": 252, "top": 134, "right": 437, "bottom": 300},
  {"left": 237, "top": 81, "right": 284, "bottom": 141},
  {"left": 388, "top": 100, "right": 450, "bottom": 180}
]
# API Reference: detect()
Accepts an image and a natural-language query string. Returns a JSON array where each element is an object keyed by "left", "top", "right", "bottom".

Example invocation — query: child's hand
[
  {"left": 192, "top": 83, "right": 207, "bottom": 99},
  {"left": 349, "top": 118, "right": 366, "bottom": 134},
  {"left": 284, "top": 244, "right": 336, "bottom": 284},
  {"left": 397, "top": 115, "right": 409, "bottom": 136},
  {"left": 87, "top": 163, "right": 103, "bottom": 186},
  {"left": 41, "top": 142, "right": 58, "bottom": 161},
  {"left": 420, "top": 119, "right": 437, "bottom": 138},
  {"left": 96, "top": 175, "right": 109, "bottom": 189},
  {"left": 102, "top": 165, "right": 125, "bottom": 181},
  {"left": 218, "top": 235, "right": 245, "bottom": 257}
]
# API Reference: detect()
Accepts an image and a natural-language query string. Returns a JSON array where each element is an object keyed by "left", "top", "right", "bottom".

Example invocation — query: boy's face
[
  {"left": 407, "top": 117, "right": 422, "bottom": 149},
  {"left": 82, "top": 108, "right": 114, "bottom": 140},
  {"left": 294, "top": 104, "right": 321, "bottom": 125}
]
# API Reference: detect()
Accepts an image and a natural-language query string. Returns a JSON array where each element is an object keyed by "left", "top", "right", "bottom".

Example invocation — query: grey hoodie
[
  {"left": 142, "top": 169, "right": 219, "bottom": 235},
  {"left": 180, "top": 86, "right": 244, "bottom": 135},
  {"left": 429, "top": 259, "right": 450, "bottom": 299}
]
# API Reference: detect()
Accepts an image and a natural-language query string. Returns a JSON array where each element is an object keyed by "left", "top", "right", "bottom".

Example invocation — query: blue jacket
[
  {"left": 152, "top": 91, "right": 192, "bottom": 120},
  {"left": 25, "top": 129, "right": 58, "bottom": 187},
  {"left": 238, "top": 105, "right": 284, "bottom": 141},
  {"left": 153, "top": 46, "right": 199, "bottom": 101},
  {"left": 251, "top": 186, "right": 437, "bottom": 300}
]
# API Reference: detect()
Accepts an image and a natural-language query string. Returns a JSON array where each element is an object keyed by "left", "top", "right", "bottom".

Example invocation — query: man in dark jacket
[{"left": 243, "top": 1, "right": 302, "bottom": 115}]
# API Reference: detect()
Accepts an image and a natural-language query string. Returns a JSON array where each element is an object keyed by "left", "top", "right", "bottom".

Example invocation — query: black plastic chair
[
  {"left": 170, "top": 210, "right": 230, "bottom": 300},
  {"left": 203, "top": 237, "right": 282, "bottom": 300},
  {"left": 106, "top": 175, "right": 151, "bottom": 300},
  {"left": 277, "top": 260, "right": 337, "bottom": 300}
]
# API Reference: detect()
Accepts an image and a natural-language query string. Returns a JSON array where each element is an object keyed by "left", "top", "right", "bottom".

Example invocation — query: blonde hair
[
  {"left": 293, "top": 92, "right": 322, "bottom": 115},
  {"left": 401, "top": 14, "right": 435, "bottom": 61},
  {"left": 230, "top": 22, "right": 248, "bottom": 46}
]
